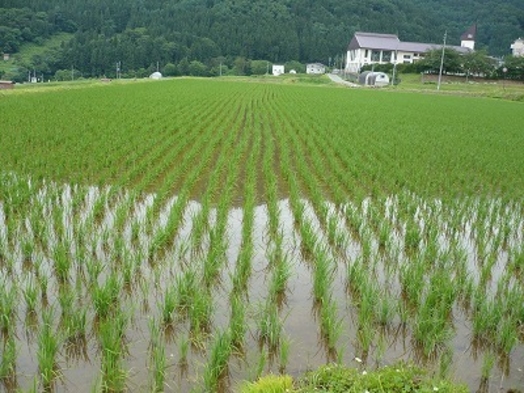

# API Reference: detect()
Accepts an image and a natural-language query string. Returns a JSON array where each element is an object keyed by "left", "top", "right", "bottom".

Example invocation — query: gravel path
[{"left": 327, "top": 73, "right": 361, "bottom": 88}]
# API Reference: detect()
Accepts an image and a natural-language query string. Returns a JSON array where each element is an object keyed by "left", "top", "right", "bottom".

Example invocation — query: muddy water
[{"left": 1, "top": 176, "right": 524, "bottom": 392}]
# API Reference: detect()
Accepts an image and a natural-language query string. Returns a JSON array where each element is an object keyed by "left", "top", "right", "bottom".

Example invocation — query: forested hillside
[{"left": 1, "top": 0, "right": 523, "bottom": 80}]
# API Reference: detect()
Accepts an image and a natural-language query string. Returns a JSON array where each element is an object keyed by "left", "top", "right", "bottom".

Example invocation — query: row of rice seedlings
[
  {"left": 148, "top": 318, "right": 167, "bottom": 392},
  {"left": 411, "top": 263, "right": 457, "bottom": 358},
  {"left": 202, "top": 110, "right": 249, "bottom": 290},
  {"left": 37, "top": 308, "right": 61, "bottom": 392},
  {"left": 146, "top": 115, "right": 229, "bottom": 261},
  {"left": 0, "top": 280, "right": 17, "bottom": 341},
  {"left": 0, "top": 335, "right": 17, "bottom": 390},
  {"left": 98, "top": 311, "right": 129, "bottom": 392},
  {"left": 257, "top": 299, "right": 285, "bottom": 356},
  {"left": 189, "top": 104, "right": 244, "bottom": 254},
  {"left": 202, "top": 329, "right": 233, "bottom": 392},
  {"left": 229, "top": 123, "right": 259, "bottom": 295}
]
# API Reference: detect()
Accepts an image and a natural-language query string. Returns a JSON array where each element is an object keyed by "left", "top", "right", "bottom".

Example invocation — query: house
[
  {"left": 272, "top": 64, "right": 285, "bottom": 76},
  {"left": 346, "top": 27, "right": 475, "bottom": 73},
  {"left": 0, "top": 80, "right": 15, "bottom": 90},
  {"left": 3, "top": 53, "right": 9, "bottom": 61},
  {"left": 511, "top": 38, "right": 524, "bottom": 57},
  {"left": 306, "top": 63, "right": 326, "bottom": 74}
]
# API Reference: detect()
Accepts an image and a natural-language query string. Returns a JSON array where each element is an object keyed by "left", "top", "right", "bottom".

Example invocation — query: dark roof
[
  {"left": 348, "top": 32, "right": 400, "bottom": 51},
  {"left": 461, "top": 24, "right": 477, "bottom": 41},
  {"left": 348, "top": 31, "right": 472, "bottom": 54}
]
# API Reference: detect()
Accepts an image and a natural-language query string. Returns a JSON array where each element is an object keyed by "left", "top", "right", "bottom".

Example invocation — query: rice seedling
[
  {"left": 23, "top": 276, "right": 39, "bottom": 315},
  {"left": 202, "top": 329, "right": 232, "bottom": 392},
  {"left": 91, "top": 273, "right": 121, "bottom": 321},
  {"left": 278, "top": 336, "right": 290, "bottom": 374},
  {"left": 188, "top": 286, "right": 213, "bottom": 337},
  {"left": 0, "top": 281, "right": 17, "bottom": 339},
  {"left": 98, "top": 312, "right": 128, "bottom": 393},
  {"left": 37, "top": 308, "right": 61, "bottom": 391},
  {"left": 148, "top": 318, "right": 167, "bottom": 392},
  {"left": 160, "top": 285, "right": 177, "bottom": 326},
  {"left": 319, "top": 297, "right": 343, "bottom": 358},
  {"left": 258, "top": 302, "right": 283, "bottom": 353},
  {"left": 63, "top": 305, "right": 88, "bottom": 361},
  {"left": 0, "top": 335, "right": 17, "bottom": 389},
  {"left": 229, "top": 293, "right": 247, "bottom": 352}
]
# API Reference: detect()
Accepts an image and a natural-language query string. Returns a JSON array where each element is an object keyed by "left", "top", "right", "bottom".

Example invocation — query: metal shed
[{"left": 358, "top": 71, "right": 390, "bottom": 86}]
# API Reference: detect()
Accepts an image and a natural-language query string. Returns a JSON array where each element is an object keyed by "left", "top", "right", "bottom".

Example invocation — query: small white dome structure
[{"left": 149, "top": 72, "right": 163, "bottom": 80}]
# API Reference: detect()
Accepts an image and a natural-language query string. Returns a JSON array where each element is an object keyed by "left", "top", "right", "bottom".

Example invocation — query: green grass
[
  {"left": 391, "top": 72, "right": 524, "bottom": 101},
  {"left": 240, "top": 363, "right": 468, "bottom": 393},
  {"left": 294, "top": 363, "right": 469, "bottom": 393}
]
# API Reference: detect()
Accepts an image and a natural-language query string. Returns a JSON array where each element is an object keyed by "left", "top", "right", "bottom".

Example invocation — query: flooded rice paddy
[{"left": 1, "top": 173, "right": 524, "bottom": 392}]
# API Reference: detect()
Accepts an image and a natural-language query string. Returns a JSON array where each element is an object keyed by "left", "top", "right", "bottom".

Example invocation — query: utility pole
[{"left": 437, "top": 30, "right": 447, "bottom": 91}]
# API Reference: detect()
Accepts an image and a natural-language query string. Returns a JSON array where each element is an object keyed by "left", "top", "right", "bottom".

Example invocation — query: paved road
[{"left": 327, "top": 73, "right": 360, "bottom": 88}]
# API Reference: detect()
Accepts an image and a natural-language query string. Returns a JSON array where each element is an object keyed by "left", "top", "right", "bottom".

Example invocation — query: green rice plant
[
  {"left": 229, "top": 293, "right": 247, "bottom": 352},
  {"left": 279, "top": 336, "right": 291, "bottom": 374},
  {"left": 160, "top": 285, "right": 177, "bottom": 326},
  {"left": 252, "top": 348, "right": 268, "bottom": 381},
  {"left": 178, "top": 333, "right": 190, "bottom": 369},
  {"left": 319, "top": 298, "right": 343, "bottom": 357},
  {"left": 478, "top": 350, "right": 496, "bottom": 391},
  {"left": 58, "top": 284, "right": 75, "bottom": 319},
  {"left": 37, "top": 308, "right": 61, "bottom": 391},
  {"left": 188, "top": 287, "right": 213, "bottom": 336},
  {"left": 312, "top": 248, "right": 334, "bottom": 305},
  {"left": 63, "top": 305, "right": 88, "bottom": 361},
  {"left": 174, "top": 269, "right": 197, "bottom": 316},
  {"left": 98, "top": 313, "right": 128, "bottom": 393},
  {"left": 268, "top": 252, "right": 292, "bottom": 306},
  {"left": 148, "top": 318, "right": 167, "bottom": 392},
  {"left": 375, "top": 291, "right": 395, "bottom": 327},
  {"left": 202, "top": 329, "right": 232, "bottom": 392},
  {"left": 0, "top": 281, "right": 17, "bottom": 338},
  {"left": 91, "top": 273, "right": 121, "bottom": 321},
  {"left": 0, "top": 335, "right": 17, "bottom": 388},
  {"left": 53, "top": 241, "right": 72, "bottom": 284},
  {"left": 86, "top": 257, "right": 104, "bottom": 287},
  {"left": 496, "top": 317, "right": 518, "bottom": 354},
  {"left": 24, "top": 277, "right": 39, "bottom": 315},
  {"left": 258, "top": 301, "right": 284, "bottom": 353}
]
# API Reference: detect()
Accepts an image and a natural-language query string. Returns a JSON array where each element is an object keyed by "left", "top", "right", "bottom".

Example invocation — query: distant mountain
[{"left": 1, "top": 0, "right": 522, "bottom": 80}]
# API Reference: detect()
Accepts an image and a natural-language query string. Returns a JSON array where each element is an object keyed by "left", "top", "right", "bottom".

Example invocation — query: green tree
[
  {"left": 250, "top": 60, "right": 270, "bottom": 75},
  {"left": 188, "top": 60, "right": 208, "bottom": 76},
  {"left": 178, "top": 58, "right": 190, "bottom": 76},
  {"left": 162, "top": 62, "right": 178, "bottom": 77},
  {"left": 232, "top": 56, "right": 250, "bottom": 76},
  {"left": 285, "top": 60, "right": 305, "bottom": 73},
  {"left": 500, "top": 55, "right": 524, "bottom": 81},
  {"left": 462, "top": 50, "right": 496, "bottom": 78},
  {"left": 418, "top": 48, "right": 462, "bottom": 74}
]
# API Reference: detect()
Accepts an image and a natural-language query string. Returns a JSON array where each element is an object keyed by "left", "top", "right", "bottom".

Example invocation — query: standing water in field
[{"left": 1, "top": 173, "right": 524, "bottom": 392}]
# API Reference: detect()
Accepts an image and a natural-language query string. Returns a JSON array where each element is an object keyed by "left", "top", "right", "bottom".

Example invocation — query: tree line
[{"left": 1, "top": 0, "right": 523, "bottom": 81}]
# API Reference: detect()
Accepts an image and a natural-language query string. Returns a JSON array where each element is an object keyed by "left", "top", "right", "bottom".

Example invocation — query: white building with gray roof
[{"left": 345, "top": 27, "right": 475, "bottom": 73}]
